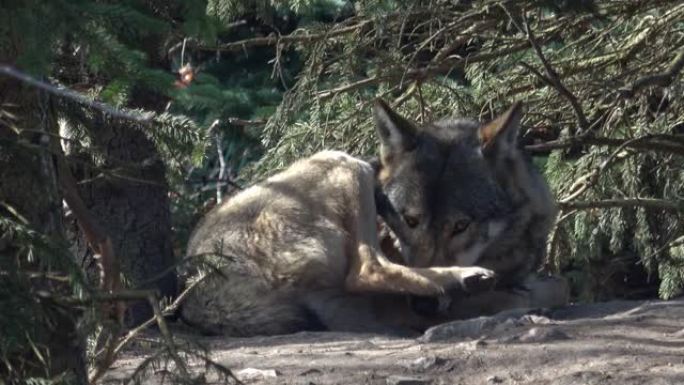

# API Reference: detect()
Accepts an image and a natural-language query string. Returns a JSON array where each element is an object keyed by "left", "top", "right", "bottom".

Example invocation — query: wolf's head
[{"left": 373, "top": 100, "right": 524, "bottom": 269}]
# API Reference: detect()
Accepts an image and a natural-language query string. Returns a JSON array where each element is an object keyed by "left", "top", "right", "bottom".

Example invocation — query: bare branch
[
  {"left": 517, "top": 11, "right": 589, "bottom": 131},
  {"left": 112, "top": 277, "right": 202, "bottom": 358},
  {"left": 167, "top": 20, "right": 248, "bottom": 56},
  {"left": 619, "top": 48, "right": 684, "bottom": 97},
  {"left": 227, "top": 117, "right": 267, "bottom": 127},
  {"left": 216, "top": 131, "right": 226, "bottom": 204},
  {"left": 57, "top": 155, "right": 125, "bottom": 322}
]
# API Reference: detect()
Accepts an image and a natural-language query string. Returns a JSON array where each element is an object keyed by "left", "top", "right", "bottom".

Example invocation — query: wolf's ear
[
  {"left": 373, "top": 99, "right": 419, "bottom": 160},
  {"left": 479, "top": 102, "right": 522, "bottom": 154}
]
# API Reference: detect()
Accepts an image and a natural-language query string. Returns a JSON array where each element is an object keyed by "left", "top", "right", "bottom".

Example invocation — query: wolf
[
  {"left": 372, "top": 100, "right": 565, "bottom": 318},
  {"left": 180, "top": 100, "right": 564, "bottom": 336},
  {"left": 180, "top": 151, "right": 496, "bottom": 336}
]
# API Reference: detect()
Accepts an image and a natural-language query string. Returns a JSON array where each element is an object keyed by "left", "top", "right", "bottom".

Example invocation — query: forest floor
[{"left": 105, "top": 298, "right": 684, "bottom": 385}]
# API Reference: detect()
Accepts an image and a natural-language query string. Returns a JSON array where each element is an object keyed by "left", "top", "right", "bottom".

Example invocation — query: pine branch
[
  {"left": 559, "top": 198, "right": 681, "bottom": 212},
  {"left": 316, "top": 41, "right": 534, "bottom": 99},
  {"left": 525, "top": 134, "right": 684, "bottom": 157},
  {"left": 619, "top": 48, "right": 684, "bottom": 97},
  {"left": 0, "top": 65, "right": 152, "bottom": 122},
  {"left": 195, "top": 20, "right": 372, "bottom": 53}
]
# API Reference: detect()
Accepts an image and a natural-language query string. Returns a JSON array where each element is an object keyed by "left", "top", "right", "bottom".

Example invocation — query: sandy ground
[{"left": 104, "top": 299, "right": 684, "bottom": 385}]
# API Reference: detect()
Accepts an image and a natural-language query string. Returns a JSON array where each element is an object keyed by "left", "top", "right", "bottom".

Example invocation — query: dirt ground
[{"left": 105, "top": 298, "right": 684, "bottom": 385}]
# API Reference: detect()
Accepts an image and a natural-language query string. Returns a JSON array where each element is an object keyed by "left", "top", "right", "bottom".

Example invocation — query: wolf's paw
[{"left": 460, "top": 267, "right": 497, "bottom": 293}]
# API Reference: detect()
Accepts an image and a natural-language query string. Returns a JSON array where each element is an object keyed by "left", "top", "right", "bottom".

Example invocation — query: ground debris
[
  {"left": 236, "top": 367, "right": 279, "bottom": 381},
  {"left": 518, "top": 326, "right": 571, "bottom": 343},
  {"left": 386, "top": 375, "right": 432, "bottom": 385},
  {"left": 407, "top": 356, "right": 447, "bottom": 372}
]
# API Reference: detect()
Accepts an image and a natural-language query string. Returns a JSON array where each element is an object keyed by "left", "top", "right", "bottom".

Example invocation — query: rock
[
  {"left": 386, "top": 375, "right": 432, "bottom": 385},
  {"left": 420, "top": 316, "right": 500, "bottom": 342},
  {"left": 299, "top": 368, "right": 322, "bottom": 376},
  {"left": 487, "top": 375, "right": 504, "bottom": 383},
  {"left": 236, "top": 368, "right": 280, "bottom": 381},
  {"left": 420, "top": 312, "right": 550, "bottom": 342},
  {"left": 464, "top": 338, "right": 488, "bottom": 351},
  {"left": 408, "top": 356, "right": 446, "bottom": 371}
]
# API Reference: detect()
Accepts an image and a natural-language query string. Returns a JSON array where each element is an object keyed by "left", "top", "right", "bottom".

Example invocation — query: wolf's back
[{"left": 179, "top": 151, "right": 370, "bottom": 336}]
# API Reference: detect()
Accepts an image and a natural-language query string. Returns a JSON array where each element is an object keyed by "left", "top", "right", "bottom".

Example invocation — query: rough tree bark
[
  {"left": 69, "top": 113, "right": 177, "bottom": 326},
  {"left": 0, "top": 78, "right": 88, "bottom": 384}
]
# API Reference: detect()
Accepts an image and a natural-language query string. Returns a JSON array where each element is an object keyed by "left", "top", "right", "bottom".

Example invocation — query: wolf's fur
[
  {"left": 372, "top": 100, "right": 562, "bottom": 317},
  {"left": 181, "top": 101, "right": 563, "bottom": 336},
  {"left": 180, "top": 150, "right": 495, "bottom": 336}
]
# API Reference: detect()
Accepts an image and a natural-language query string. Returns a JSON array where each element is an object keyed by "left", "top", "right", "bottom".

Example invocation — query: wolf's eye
[
  {"left": 452, "top": 218, "right": 471, "bottom": 236},
  {"left": 403, "top": 214, "right": 420, "bottom": 228}
]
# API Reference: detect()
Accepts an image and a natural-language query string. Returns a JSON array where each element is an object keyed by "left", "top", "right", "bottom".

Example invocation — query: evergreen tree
[
  {"left": 0, "top": 0, "right": 214, "bottom": 382},
  {"left": 214, "top": 0, "right": 684, "bottom": 300}
]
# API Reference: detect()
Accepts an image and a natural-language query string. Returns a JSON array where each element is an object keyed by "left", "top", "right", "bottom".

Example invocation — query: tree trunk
[
  {"left": 70, "top": 113, "right": 177, "bottom": 326},
  {"left": 0, "top": 79, "right": 87, "bottom": 384}
]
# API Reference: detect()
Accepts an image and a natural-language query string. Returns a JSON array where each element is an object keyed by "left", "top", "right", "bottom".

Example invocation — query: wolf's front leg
[{"left": 345, "top": 245, "right": 496, "bottom": 296}]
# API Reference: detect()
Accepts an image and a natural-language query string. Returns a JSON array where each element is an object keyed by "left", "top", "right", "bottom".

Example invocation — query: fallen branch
[
  {"left": 87, "top": 279, "right": 209, "bottom": 384},
  {"left": 108, "top": 277, "right": 208, "bottom": 377},
  {"left": 544, "top": 208, "right": 577, "bottom": 274}
]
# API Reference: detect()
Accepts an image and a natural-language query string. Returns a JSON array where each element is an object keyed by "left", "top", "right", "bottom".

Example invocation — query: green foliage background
[{"left": 237, "top": 0, "right": 684, "bottom": 301}]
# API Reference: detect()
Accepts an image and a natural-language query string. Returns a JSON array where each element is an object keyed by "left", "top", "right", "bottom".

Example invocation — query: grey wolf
[
  {"left": 180, "top": 100, "right": 563, "bottom": 336},
  {"left": 180, "top": 150, "right": 496, "bottom": 336}
]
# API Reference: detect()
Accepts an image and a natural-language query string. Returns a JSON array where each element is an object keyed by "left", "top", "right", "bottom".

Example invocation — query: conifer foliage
[{"left": 241, "top": 0, "right": 684, "bottom": 300}]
